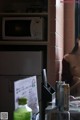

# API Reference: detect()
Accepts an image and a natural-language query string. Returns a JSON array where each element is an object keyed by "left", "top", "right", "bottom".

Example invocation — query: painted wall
[
  {"left": 55, "top": 0, "right": 64, "bottom": 81},
  {"left": 55, "top": 1, "right": 75, "bottom": 81},
  {"left": 64, "top": 2, "right": 75, "bottom": 54}
]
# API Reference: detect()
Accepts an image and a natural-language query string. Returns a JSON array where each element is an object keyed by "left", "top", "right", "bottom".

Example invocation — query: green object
[
  {"left": 18, "top": 97, "right": 27, "bottom": 105},
  {"left": 14, "top": 97, "right": 32, "bottom": 120}
]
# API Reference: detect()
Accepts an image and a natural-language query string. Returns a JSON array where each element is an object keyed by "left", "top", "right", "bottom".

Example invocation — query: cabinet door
[{"left": 0, "top": 51, "right": 42, "bottom": 75}]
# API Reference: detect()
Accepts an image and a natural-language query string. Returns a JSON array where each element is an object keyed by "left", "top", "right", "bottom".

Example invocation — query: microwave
[{"left": 2, "top": 17, "right": 44, "bottom": 40}]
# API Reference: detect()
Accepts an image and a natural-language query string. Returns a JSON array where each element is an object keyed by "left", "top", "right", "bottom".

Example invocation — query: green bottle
[{"left": 14, "top": 97, "right": 32, "bottom": 120}]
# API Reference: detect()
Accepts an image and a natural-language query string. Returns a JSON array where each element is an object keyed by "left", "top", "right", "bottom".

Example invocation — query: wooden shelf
[
  {"left": 0, "top": 40, "right": 48, "bottom": 45},
  {"left": 0, "top": 12, "right": 48, "bottom": 16}
]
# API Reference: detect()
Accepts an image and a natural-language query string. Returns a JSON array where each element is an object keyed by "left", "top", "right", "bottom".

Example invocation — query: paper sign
[{"left": 14, "top": 76, "right": 39, "bottom": 114}]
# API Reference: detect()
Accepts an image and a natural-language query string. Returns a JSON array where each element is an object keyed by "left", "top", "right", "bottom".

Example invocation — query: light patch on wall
[{"left": 56, "top": 0, "right": 61, "bottom": 7}]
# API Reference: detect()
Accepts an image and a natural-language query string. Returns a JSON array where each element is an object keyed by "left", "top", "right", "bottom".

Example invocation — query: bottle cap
[{"left": 18, "top": 97, "right": 27, "bottom": 105}]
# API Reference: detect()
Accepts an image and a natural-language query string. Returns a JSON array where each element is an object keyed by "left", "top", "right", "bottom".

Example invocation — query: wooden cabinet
[
  {"left": 0, "top": 0, "right": 56, "bottom": 120},
  {"left": 0, "top": 0, "right": 56, "bottom": 84}
]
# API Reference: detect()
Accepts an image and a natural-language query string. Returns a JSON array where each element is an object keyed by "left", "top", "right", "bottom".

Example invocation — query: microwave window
[{"left": 5, "top": 20, "right": 31, "bottom": 36}]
